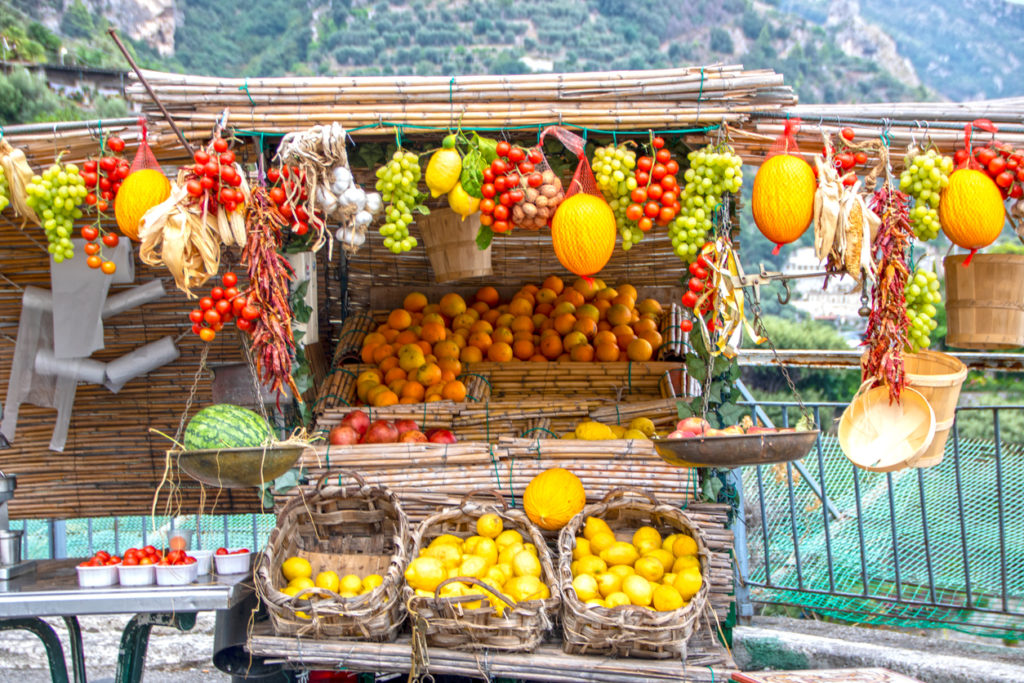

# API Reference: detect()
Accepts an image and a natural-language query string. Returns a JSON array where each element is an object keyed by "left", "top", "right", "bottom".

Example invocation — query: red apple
[
  {"left": 340, "top": 410, "right": 370, "bottom": 436},
  {"left": 399, "top": 430, "right": 428, "bottom": 443},
  {"left": 720, "top": 425, "right": 744, "bottom": 436},
  {"left": 676, "top": 417, "right": 710, "bottom": 434},
  {"left": 746, "top": 426, "right": 776, "bottom": 435},
  {"left": 363, "top": 420, "right": 400, "bottom": 444},
  {"left": 394, "top": 419, "right": 420, "bottom": 435},
  {"left": 667, "top": 430, "right": 687, "bottom": 439},
  {"left": 426, "top": 429, "right": 457, "bottom": 444},
  {"left": 328, "top": 425, "right": 360, "bottom": 445}
]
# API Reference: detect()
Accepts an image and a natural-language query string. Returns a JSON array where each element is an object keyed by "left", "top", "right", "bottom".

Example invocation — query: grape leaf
[{"left": 476, "top": 225, "right": 493, "bottom": 251}]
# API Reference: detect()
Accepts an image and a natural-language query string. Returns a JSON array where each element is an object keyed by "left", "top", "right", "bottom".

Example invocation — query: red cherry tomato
[
  {"left": 212, "top": 138, "right": 229, "bottom": 153},
  {"left": 643, "top": 201, "right": 660, "bottom": 218},
  {"left": 841, "top": 127, "right": 855, "bottom": 141},
  {"left": 482, "top": 168, "right": 495, "bottom": 183},
  {"left": 665, "top": 160, "right": 679, "bottom": 176},
  {"left": 655, "top": 148, "right": 671, "bottom": 164},
  {"left": 481, "top": 183, "right": 496, "bottom": 198},
  {"left": 495, "top": 141, "right": 511, "bottom": 157},
  {"left": 204, "top": 309, "right": 221, "bottom": 326},
  {"left": 242, "top": 305, "right": 261, "bottom": 321},
  {"left": 689, "top": 278, "right": 705, "bottom": 293},
  {"left": 505, "top": 173, "right": 520, "bottom": 187},
  {"left": 102, "top": 232, "right": 119, "bottom": 248},
  {"left": 186, "top": 180, "right": 203, "bottom": 197},
  {"left": 630, "top": 188, "right": 648, "bottom": 204},
  {"left": 637, "top": 217, "right": 653, "bottom": 232},
  {"left": 954, "top": 150, "right": 969, "bottom": 166},
  {"left": 680, "top": 319, "right": 693, "bottom": 333},
  {"left": 681, "top": 291, "right": 698, "bottom": 308},
  {"left": 492, "top": 220, "right": 510, "bottom": 233},
  {"left": 81, "top": 226, "right": 99, "bottom": 241},
  {"left": 479, "top": 198, "right": 495, "bottom": 214},
  {"left": 491, "top": 159, "right": 508, "bottom": 175},
  {"left": 194, "top": 150, "right": 211, "bottom": 165},
  {"left": 637, "top": 156, "right": 653, "bottom": 172},
  {"left": 508, "top": 147, "right": 525, "bottom": 163},
  {"left": 199, "top": 297, "right": 214, "bottom": 311},
  {"left": 200, "top": 176, "right": 216, "bottom": 190},
  {"left": 518, "top": 161, "right": 535, "bottom": 174},
  {"left": 220, "top": 151, "right": 236, "bottom": 165},
  {"left": 236, "top": 318, "right": 252, "bottom": 332},
  {"left": 293, "top": 222, "right": 309, "bottom": 236},
  {"left": 976, "top": 147, "right": 998, "bottom": 167},
  {"left": 658, "top": 206, "right": 676, "bottom": 223},
  {"left": 635, "top": 170, "right": 650, "bottom": 186},
  {"left": 215, "top": 299, "right": 231, "bottom": 315},
  {"left": 528, "top": 149, "right": 543, "bottom": 164},
  {"left": 1010, "top": 184, "right": 1024, "bottom": 199},
  {"left": 647, "top": 184, "right": 664, "bottom": 200},
  {"left": 499, "top": 192, "right": 513, "bottom": 206},
  {"left": 494, "top": 176, "right": 507, "bottom": 192},
  {"left": 989, "top": 157, "right": 1007, "bottom": 175},
  {"left": 995, "top": 170, "right": 1014, "bottom": 188},
  {"left": 652, "top": 137, "right": 665, "bottom": 149},
  {"left": 210, "top": 286, "right": 224, "bottom": 300},
  {"left": 99, "top": 157, "right": 116, "bottom": 172},
  {"left": 493, "top": 204, "right": 510, "bottom": 221},
  {"left": 508, "top": 189, "right": 524, "bottom": 204},
  {"left": 84, "top": 159, "right": 98, "bottom": 172},
  {"left": 527, "top": 173, "right": 543, "bottom": 188},
  {"left": 626, "top": 204, "right": 643, "bottom": 221},
  {"left": 189, "top": 309, "right": 203, "bottom": 323},
  {"left": 854, "top": 151, "right": 868, "bottom": 165},
  {"left": 84, "top": 242, "right": 100, "bottom": 256}
]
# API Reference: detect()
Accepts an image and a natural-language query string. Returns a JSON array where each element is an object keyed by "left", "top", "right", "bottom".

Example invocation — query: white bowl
[
  {"left": 163, "top": 528, "right": 194, "bottom": 552},
  {"left": 155, "top": 561, "right": 199, "bottom": 586},
  {"left": 76, "top": 563, "right": 119, "bottom": 588},
  {"left": 190, "top": 550, "right": 214, "bottom": 575},
  {"left": 117, "top": 563, "right": 155, "bottom": 587},
  {"left": 213, "top": 550, "right": 251, "bottom": 575}
]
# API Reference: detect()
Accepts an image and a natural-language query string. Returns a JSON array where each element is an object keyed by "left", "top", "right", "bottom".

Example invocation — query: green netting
[{"left": 743, "top": 433, "right": 1024, "bottom": 638}]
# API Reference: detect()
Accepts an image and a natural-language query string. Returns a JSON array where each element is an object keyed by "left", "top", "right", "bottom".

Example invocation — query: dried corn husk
[
  {"left": 813, "top": 142, "right": 879, "bottom": 283},
  {"left": 813, "top": 154, "right": 842, "bottom": 262},
  {"left": 0, "top": 139, "right": 39, "bottom": 224}
]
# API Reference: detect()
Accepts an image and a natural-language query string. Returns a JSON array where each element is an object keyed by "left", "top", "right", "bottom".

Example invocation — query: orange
[
  {"left": 366, "top": 383, "right": 391, "bottom": 405},
  {"left": 426, "top": 393, "right": 443, "bottom": 403},
  {"left": 425, "top": 384, "right": 445, "bottom": 401},
  {"left": 381, "top": 327, "right": 399, "bottom": 343},
  {"left": 511, "top": 315, "right": 535, "bottom": 334},
  {"left": 540, "top": 334, "right": 563, "bottom": 360},
  {"left": 594, "top": 299, "right": 612, "bottom": 319},
  {"left": 594, "top": 330, "right": 617, "bottom": 347},
  {"left": 487, "top": 342, "right": 513, "bottom": 362},
  {"left": 633, "top": 318, "right": 658, "bottom": 336},
  {"left": 440, "top": 293, "right": 467, "bottom": 318},
  {"left": 573, "top": 317, "right": 598, "bottom": 339},
  {"left": 552, "top": 301, "right": 576, "bottom": 318},
  {"left": 471, "top": 301, "right": 490, "bottom": 316},
  {"left": 542, "top": 275, "right": 564, "bottom": 294},
  {"left": 388, "top": 309, "right": 413, "bottom": 331},
  {"left": 539, "top": 318, "right": 554, "bottom": 333},
  {"left": 424, "top": 353, "right": 438, "bottom": 365},
  {"left": 562, "top": 330, "right": 587, "bottom": 351},
  {"left": 615, "top": 331, "right": 636, "bottom": 351},
  {"left": 372, "top": 344, "right": 396, "bottom": 364},
  {"left": 535, "top": 287, "right": 557, "bottom": 305},
  {"left": 617, "top": 284, "right": 638, "bottom": 302},
  {"left": 416, "top": 340, "right": 433, "bottom": 356},
  {"left": 451, "top": 330, "right": 468, "bottom": 348},
  {"left": 531, "top": 313, "right": 549, "bottom": 330},
  {"left": 400, "top": 396, "right": 420, "bottom": 404},
  {"left": 607, "top": 304, "right": 633, "bottom": 327},
  {"left": 553, "top": 313, "right": 577, "bottom": 336},
  {"left": 394, "top": 330, "right": 419, "bottom": 346},
  {"left": 573, "top": 277, "right": 601, "bottom": 301},
  {"left": 521, "top": 283, "right": 539, "bottom": 296},
  {"left": 415, "top": 363, "right": 442, "bottom": 386},
  {"left": 379, "top": 356, "right": 400, "bottom": 374},
  {"left": 460, "top": 346, "right": 484, "bottom": 363},
  {"left": 596, "top": 287, "right": 618, "bottom": 302},
  {"left": 421, "top": 322, "right": 447, "bottom": 344},
  {"left": 388, "top": 378, "right": 407, "bottom": 395},
  {"left": 570, "top": 343, "right": 595, "bottom": 362},
  {"left": 597, "top": 320, "right": 612, "bottom": 333},
  {"left": 438, "top": 357, "right": 462, "bottom": 377},
  {"left": 508, "top": 297, "right": 533, "bottom": 317},
  {"left": 513, "top": 339, "right": 535, "bottom": 360},
  {"left": 627, "top": 337, "right": 653, "bottom": 361},
  {"left": 482, "top": 308, "right": 502, "bottom": 326},
  {"left": 475, "top": 286, "right": 500, "bottom": 307},
  {"left": 535, "top": 303, "right": 553, "bottom": 318},
  {"left": 442, "top": 380, "right": 467, "bottom": 402},
  {"left": 361, "top": 343, "right": 380, "bottom": 364},
  {"left": 612, "top": 293, "right": 636, "bottom": 309},
  {"left": 401, "top": 381, "right": 426, "bottom": 401},
  {"left": 363, "top": 332, "right": 386, "bottom": 348},
  {"left": 637, "top": 299, "right": 663, "bottom": 317},
  {"left": 434, "top": 340, "right": 460, "bottom": 359},
  {"left": 440, "top": 369, "right": 456, "bottom": 382},
  {"left": 421, "top": 312, "right": 445, "bottom": 326},
  {"left": 371, "top": 389, "right": 399, "bottom": 407},
  {"left": 619, "top": 351, "right": 629, "bottom": 361},
  {"left": 562, "top": 289, "right": 585, "bottom": 308},
  {"left": 529, "top": 354, "right": 548, "bottom": 362},
  {"left": 495, "top": 313, "right": 516, "bottom": 329},
  {"left": 513, "top": 290, "right": 536, "bottom": 307},
  {"left": 595, "top": 342, "right": 620, "bottom": 362},
  {"left": 468, "top": 332, "right": 492, "bottom": 351},
  {"left": 404, "top": 292, "right": 428, "bottom": 312},
  {"left": 577, "top": 304, "right": 600, "bottom": 323},
  {"left": 493, "top": 327, "right": 514, "bottom": 346},
  {"left": 423, "top": 303, "right": 441, "bottom": 316},
  {"left": 451, "top": 313, "right": 474, "bottom": 330},
  {"left": 470, "top": 319, "right": 494, "bottom": 335},
  {"left": 383, "top": 366, "right": 407, "bottom": 384},
  {"left": 640, "top": 330, "right": 663, "bottom": 351},
  {"left": 357, "top": 381, "right": 380, "bottom": 403}
]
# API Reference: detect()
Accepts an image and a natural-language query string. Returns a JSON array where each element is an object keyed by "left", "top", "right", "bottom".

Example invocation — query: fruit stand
[{"left": 0, "top": 58, "right": 1023, "bottom": 682}]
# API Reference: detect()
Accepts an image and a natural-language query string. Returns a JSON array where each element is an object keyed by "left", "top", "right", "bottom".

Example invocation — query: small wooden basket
[
  {"left": 256, "top": 471, "right": 410, "bottom": 640},
  {"left": 944, "top": 253, "right": 1024, "bottom": 350},
  {"left": 418, "top": 208, "right": 492, "bottom": 283},
  {"left": 557, "top": 489, "right": 712, "bottom": 659},
  {"left": 405, "top": 490, "right": 560, "bottom": 652}
]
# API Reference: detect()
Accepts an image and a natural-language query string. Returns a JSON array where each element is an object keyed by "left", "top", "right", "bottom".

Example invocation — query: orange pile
[{"left": 357, "top": 277, "right": 663, "bottom": 406}]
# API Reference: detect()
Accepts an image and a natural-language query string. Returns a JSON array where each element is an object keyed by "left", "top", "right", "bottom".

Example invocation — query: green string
[
  {"left": 97, "top": 119, "right": 104, "bottom": 150},
  {"left": 233, "top": 122, "right": 720, "bottom": 139},
  {"left": 324, "top": 443, "right": 330, "bottom": 471},
  {"left": 239, "top": 80, "right": 255, "bottom": 107},
  {"left": 520, "top": 427, "right": 557, "bottom": 439},
  {"left": 697, "top": 67, "right": 705, "bottom": 103},
  {"left": 627, "top": 361, "right": 633, "bottom": 394},
  {"left": 448, "top": 77, "right": 455, "bottom": 111}
]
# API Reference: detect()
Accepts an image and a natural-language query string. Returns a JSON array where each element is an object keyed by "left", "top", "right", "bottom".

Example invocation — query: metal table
[{"left": 0, "top": 559, "right": 253, "bottom": 683}]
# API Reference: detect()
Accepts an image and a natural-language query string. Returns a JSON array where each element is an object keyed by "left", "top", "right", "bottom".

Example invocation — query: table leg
[
  {"left": 60, "top": 616, "right": 87, "bottom": 683},
  {"left": 0, "top": 617, "right": 70, "bottom": 683},
  {"left": 115, "top": 612, "right": 197, "bottom": 683}
]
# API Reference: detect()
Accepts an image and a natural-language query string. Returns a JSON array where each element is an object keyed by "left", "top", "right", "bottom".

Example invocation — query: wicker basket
[
  {"left": 256, "top": 471, "right": 410, "bottom": 640},
  {"left": 405, "top": 490, "right": 560, "bottom": 652},
  {"left": 904, "top": 351, "right": 968, "bottom": 468},
  {"left": 557, "top": 489, "right": 711, "bottom": 659},
  {"left": 419, "top": 207, "right": 491, "bottom": 283}
]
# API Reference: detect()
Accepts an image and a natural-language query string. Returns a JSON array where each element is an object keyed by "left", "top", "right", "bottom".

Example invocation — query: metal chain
[
  {"left": 173, "top": 344, "right": 210, "bottom": 443},
  {"left": 241, "top": 336, "right": 271, "bottom": 423},
  {"left": 749, "top": 296, "right": 813, "bottom": 425}
]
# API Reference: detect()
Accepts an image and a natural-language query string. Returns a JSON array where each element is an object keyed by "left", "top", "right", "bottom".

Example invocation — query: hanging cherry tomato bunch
[
  {"left": 963, "top": 143, "right": 1024, "bottom": 200},
  {"left": 186, "top": 271, "right": 260, "bottom": 342},
  {"left": 266, "top": 165, "right": 314, "bottom": 235},
  {"left": 679, "top": 247, "right": 716, "bottom": 333},
  {"left": 82, "top": 136, "right": 129, "bottom": 213},
  {"left": 820, "top": 128, "right": 870, "bottom": 186},
  {"left": 624, "top": 137, "right": 681, "bottom": 234},
  {"left": 80, "top": 224, "right": 119, "bottom": 274},
  {"left": 479, "top": 141, "right": 537, "bottom": 233},
  {"left": 183, "top": 136, "right": 246, "bottom": 213}
]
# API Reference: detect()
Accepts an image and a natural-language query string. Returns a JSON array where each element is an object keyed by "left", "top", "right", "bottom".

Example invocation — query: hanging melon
[
  {"left": 115, "top": 169, "right": 171, "bottom": 241},
  {"left": 551, "top": 193, "right": 616, "bottom": 278},
  {"left": 939, "top": 168, "right": 1005, "bottom": 265},
  {"left": 751, "top": 154, "right": 816, "bottom": 254},
  {"left": 523, "top": 467, "right": 586, "bottom": 531}
]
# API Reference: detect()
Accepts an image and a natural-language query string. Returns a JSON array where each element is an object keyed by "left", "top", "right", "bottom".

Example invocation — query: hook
[
  {"left": 911, "top": 120, "right": 920, "bottom": 148},
  {"left": 777, "top": 279, "right": 791, "bottom": 306}
]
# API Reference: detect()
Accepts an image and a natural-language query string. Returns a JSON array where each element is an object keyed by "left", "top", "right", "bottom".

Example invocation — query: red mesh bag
[
  {"left": 953, "top": 119, "right": 999, "bottom": 171},
  {"left": 539, "top": 126, "right": 601, "bottom": 198},
  {"left": 766, "top": 117, "right": 803, "bottom": 160},
  {"left": 128, "top": 117, "right": 161, "bottom": 173}
]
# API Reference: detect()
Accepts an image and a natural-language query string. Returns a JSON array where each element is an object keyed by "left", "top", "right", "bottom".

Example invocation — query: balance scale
[{"left": 0, "top": 474, "right": 36, "bottom": 582}]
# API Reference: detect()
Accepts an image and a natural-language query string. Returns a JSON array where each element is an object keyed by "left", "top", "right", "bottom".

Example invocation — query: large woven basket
[
  {"left": 256, "top": 471, "right": 410, "bottom": 640},
  {"left": 405, "top": 490, "right": 560, "bottom": 652},
  {"left": 557, "top": 489, "right": 711, "bottom": 659}
]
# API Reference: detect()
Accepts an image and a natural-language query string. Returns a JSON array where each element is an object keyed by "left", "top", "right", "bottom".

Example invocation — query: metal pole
[
  {"left": 50, "top": 519, "right": 66, "bottom": 559},
  {"left": 729, "top": 468, "right": 754, "bottom": 622}
]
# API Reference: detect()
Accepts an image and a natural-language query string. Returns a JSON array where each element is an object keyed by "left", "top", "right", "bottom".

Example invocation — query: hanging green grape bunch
[
  {"left": 0, "top": 165, "right": 9, "bottom": 213},
  {"left": 900, "top": 148, "right": 953, "bottom": 241},
  {"left": 25, "top": 160, "right": 87, "bottom": 263},
  {"left": 904, "top": 265, "right": 942, "bottom": 351},
  {"left": 669, "top": 144, "right": 743, "bottom": 263},
  {"left": 375, "top": 150, "right": 425, "bottom": 254},
  {"left": 593, "top": 143, "right": 640, "bottom": 249}
]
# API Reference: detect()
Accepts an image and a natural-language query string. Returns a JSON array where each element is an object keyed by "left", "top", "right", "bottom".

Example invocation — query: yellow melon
[
  {"left": 115, "top": 169, "right": 171, "bottom": 241},
  {"left": 751, "top": 154, "right": 816, "bottom": 253},
  {"left": 939, "top": 169, "right": 1005, "bottom": 261},
  {"left": 551, "top": 194, "right": 616, "bottom": 278},
  {"left": 523, "top": 467, "right": 586, "bottom": 531}
]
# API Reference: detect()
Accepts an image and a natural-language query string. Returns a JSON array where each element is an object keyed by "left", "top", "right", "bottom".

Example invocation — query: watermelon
[{"left": 184, "top": 404, "right": 272, "bottom": 451}]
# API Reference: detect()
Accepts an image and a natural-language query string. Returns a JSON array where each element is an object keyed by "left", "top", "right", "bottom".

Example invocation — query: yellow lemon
[
  {"left": 663, "top": 573, "right": 677, "bottom": 587},
  {"left": 485, "top": 567, "right": 507, "bottom": 587},
  {"left": 506, "top": 575, "right": 549, "bottom": 602},
  {"left": 425, "top": 543, "right": 463, "bottom": 569},
  {"left": 429, "top": 534, "right": 464, "bottom": 548},
  {"left": 459, "top": 555, "right": 489, "bottom": 579},
  {"left": 282, "top": 557, "right": 313, "bottom": 582},
  {"left": 662, "top": 533, "right": 680, "bottom": 553},
  {"left": 600, "top": 541, "right": 640, "bottom": 567},
  {"left": 288, "top": 577, "right": 315, "bottom": 592},
  {"left": 575, "top": 555, "right": 608, "bottom": 576},
  {"left": 414, "top": 588, "right": 435, "bottom": 598},
  {"left": 511, "top": 550, "right": 542, "bottom": 578},
  {"left": 605, "top": 591, "right": 631, "bottom": 608},
  {"left": 585, "top": 599, "right": 608, "bottom": 608},
  {"left": 281, "top": 585, "right": 312, "bottom": 618},
  {"left": 474, "top": 538, "right": 498, "bottom": 566},
  {"left": 438, "top": 581, "right": 468, "bottom": 599},
  {"left": 608, "top": 565, "right": 635, "bottom": 579},
  {"left": 653, "top": 584, "right": 685, "bottom": 612},
  {"left": 425, "top": 142, "right": 462, "bottom": 198},
  {"left": 340, "top": 574, "right": 363, "bottom": 594},
  {"left": 609, "top": 424, "right": 627, "bottom": 438},
  {"left": 570, "top": 560, "right": 580, "bottom": 576},
  {"left": 583, "top": 516, "right": 613, "bottom": 541},
  {"left": 596, "top": 572, "right": 622, "bottom": 598},
  {"left": 672, "top": 555, "right": 700, "bottom": 574},
  {"left": 338, "top": 590, "right": 359, "bottom": 599},
  {"left": 476, "top": 513, "right": 504, "bottom": 539},
  {"left": 448, "top": 181, "right": 480, "bottom": 220},
  {"left": 672, "top": 535, "right": 698, "bottom": 558},
  {"left": 314, "top": 570, "right": 340, "bottom": 593},
  {"left": 447, "top": 567, "right": 461, "bottom": 579},
  {"left": 635, "top": 556, "right": 665, "bottom": 583},
  {"left": 576, "top": 421, "right": 614, "bottom": 440},
  {"left": 572, "top": 574, "right": 600, "bottom": 601},
  {"left": 623, "top": 429, "right": 648, "bottom": 440},
  {"left": 643, "top": 549, "right": 675, "bottom": 573},
  {"left": 463, "top": 535, "right": 487, "bottom": 555},
  {"left": 405, "top": 557, "right": 447, "bottom": 592},
  {"left": 589, "top": 531, "right": 617, "bottom": 554},
  {"left": 523, "top": 543, "right": 538, "bottom": 556},
  {"left": 363, "top": 574, "right": 384, "bottom": 592},
  {"left": 495, "top": 529, "right": 523, "bottom": 550},
  {"left": 628, "top": 417, "right": 656, "bottom": 437},
  {"left": 674, "top": 567, "right": 703, "bottom": 600},
  {"left": 622, "top": 574, "right": 654, "bottom": 607},
  {"left": 632, "top": 526, "right": 663, "bottom": 555},
  {"left": 499, "top": 542, "right": 525, "bottom": 566},
  {"left": 496, "top": 563, "right": 514, "bottom": 582},
  {"left": 573, "top": 537, "right": 592, "bottom": 560}
]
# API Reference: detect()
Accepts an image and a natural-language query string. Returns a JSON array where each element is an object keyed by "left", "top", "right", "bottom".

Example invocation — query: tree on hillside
[
  {"left": 710, "top": 27, "right": 734, "bottom": 54},
  {"left": 61, "top": 0, "right": 95, "bottom": 39}
]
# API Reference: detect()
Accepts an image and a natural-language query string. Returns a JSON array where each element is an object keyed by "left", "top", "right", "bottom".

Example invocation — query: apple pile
[
  {"left": 328, "top": 409, "right": 457, "bottom": 446},
  {"left": 666, "top": 416, "right": 792, "bottom": 439}
]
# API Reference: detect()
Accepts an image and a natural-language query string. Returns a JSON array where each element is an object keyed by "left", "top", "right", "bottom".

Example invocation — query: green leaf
[
  {"left": 686, "top": 356, "right": 707, "bottom": 383},
  {"left": 260, "top": 486, "right": 274, "bottom": 509},
  {"left": 712, "top": 354, "right": 734, "bottom": 378},
  {"left": 414, "top": 204, "right": 431, "bottom": 215},
  {"left": 717, "top": 402, "right": 747, "bottom": 426},
  {"left": 460, "top": 149, "right": 485, "bottom": 198},
  {"left": 293, "top": 329, "right": 305, "bottom": 343},
  {"left": 728, "top": 363, "right": 742, "bottom": 381},
  {"left": 273, "top": 468, "right": 302, "bottom": 492},
  {"left": 476, "top": 225, "right": 493, "bottom": 251},
  {"left": 292, "top": 279, "right": 310, "bottom": 301},
  {"left": 706, "top": 383, "right": 723, "bottom": 405},
  {"left": 475, "top": 134, "right": 498, "bottom": 164},
  {"left": 676, "top": 401, "right": 693, "bottom": 420},
  {"left": 702, "top": 475, "right": 724, "bottom": 502}
]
